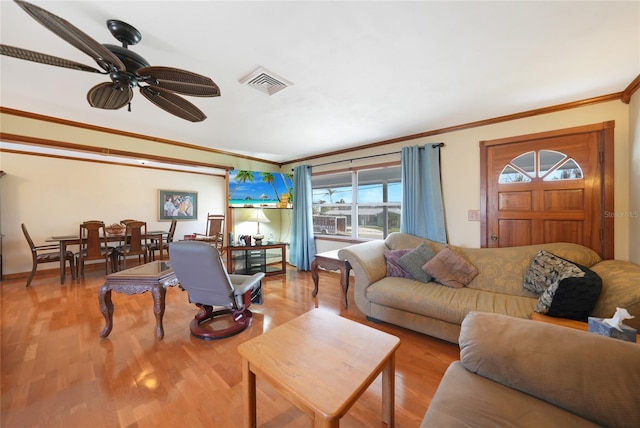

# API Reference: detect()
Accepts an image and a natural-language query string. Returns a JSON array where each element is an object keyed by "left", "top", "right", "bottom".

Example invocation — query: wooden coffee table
[
  {"left": 238, "top": 309, "right": 400, "bottom": 427},
  {"left": 98, "top": 261, "right": 180, "bottom": 340}
]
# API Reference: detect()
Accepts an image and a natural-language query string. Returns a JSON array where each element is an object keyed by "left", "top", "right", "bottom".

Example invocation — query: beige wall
[
  {"left": 1, "top": 96, "right": 637, "bottom": 277},
  {"left": 0, "top": 152, "right": 229, "bottom": 275},
  {"left": 0, "top": 150, "right": 292, "bottom": 277},
  {"left": 0, "top": 111, "right": 280, "bottom": 277},
  {"left": 284, "top": 100, "right": 634, "bottom": 260}
]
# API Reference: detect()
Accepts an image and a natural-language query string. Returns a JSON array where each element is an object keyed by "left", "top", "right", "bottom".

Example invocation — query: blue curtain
[
  {"left": 290, "top": 165, "right": 316, "bottom": 270},
  {"left": 400, "top": 144, "right": 447, "bottom": 243}
]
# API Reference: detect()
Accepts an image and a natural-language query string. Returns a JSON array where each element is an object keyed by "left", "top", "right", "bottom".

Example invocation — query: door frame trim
[{"left": 479, "top": 121, "right": 615, "bottom": 259}]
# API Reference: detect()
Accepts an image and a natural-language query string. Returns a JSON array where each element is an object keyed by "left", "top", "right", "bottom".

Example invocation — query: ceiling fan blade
[
  {"left": 137, "top": 66, "right": 221, "bottom": 97},
  {"left": 0, "top": 44, "right": 103, "bottom": 73},
  {"left": 87, "top": 82, "right": 133, "bottom": 110},
  {"left": 14, "top": 0, "right": 125, "bottom": 72},
  {"left": 140, "top": 86, "right": 207, "bottom": 122}
]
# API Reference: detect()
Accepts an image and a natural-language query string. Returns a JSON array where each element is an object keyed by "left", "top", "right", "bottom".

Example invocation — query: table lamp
[{"left": 252, "top": 209, "right": 270, "bottom": 245}]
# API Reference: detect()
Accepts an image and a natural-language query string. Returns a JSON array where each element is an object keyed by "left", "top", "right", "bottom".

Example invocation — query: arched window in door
[{"left": 498, "top": 149, "right": 583, "bottom": 183}]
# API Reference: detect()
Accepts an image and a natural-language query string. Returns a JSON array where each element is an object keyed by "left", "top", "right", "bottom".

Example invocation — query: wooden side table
[
  {"left": 530, "top": 312, "right": 640, "bottom": 342},
  {"left": 98, "top": 261, "right": 180, "bottom": 340},
  {"left": 311, "top": 250, "right": 352, "bottom": 308}
]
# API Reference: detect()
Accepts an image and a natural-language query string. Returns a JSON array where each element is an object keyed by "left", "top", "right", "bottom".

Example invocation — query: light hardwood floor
[{"left": 1, "top": 262, "right": 459, "bottom": 428}]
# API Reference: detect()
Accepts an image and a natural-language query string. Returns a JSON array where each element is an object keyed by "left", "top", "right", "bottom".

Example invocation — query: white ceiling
[{"left": 1, "top": 1, "right": 638, "bottom": 164}]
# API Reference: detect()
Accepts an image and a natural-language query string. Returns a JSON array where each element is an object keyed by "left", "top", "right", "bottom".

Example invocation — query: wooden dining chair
[
  {"left": 76, "top": 221, "right": 112, "bottom": 279},
  {"left": 117, "top": 219, "right": 136, "bottom": 245},
  {"left": 113, "top": 221, "right": 148, "bottom": 270},
  {"left": 148, "top": 219, "right": 177, "bottom": 261},
  {"left": 21, "top": 223, "right": 76, "bottom": 287}
]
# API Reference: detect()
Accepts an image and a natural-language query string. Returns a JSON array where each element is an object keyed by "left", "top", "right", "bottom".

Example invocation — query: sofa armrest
[
  {"left": 338, "top": 239, "right": 388, "bottom": 289},
  {"left": 589, "top": 260, "right": 640, "bottom": 331},
  {"left": 459, "top": 311, "right": 640, "bottom": 428}
]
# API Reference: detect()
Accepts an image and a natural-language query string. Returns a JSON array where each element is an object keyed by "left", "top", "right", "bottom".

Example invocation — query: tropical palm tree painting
[{"left": 228, "top": 169, "right": 294, "bottom": 207}]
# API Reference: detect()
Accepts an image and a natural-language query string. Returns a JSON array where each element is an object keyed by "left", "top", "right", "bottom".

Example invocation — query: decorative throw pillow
[
  {"left": 534, "top": 263, "right": 602, "bottom": 321},
  {"left": 421, "top": 246, "right": 479, "bottom": 288},
  {"left": 384, "top": 249, "right": 414, "bottom": 278},
  {"left": 523, "top": 250, "right": 584, "bottom": 295},
  {"left": 398, "top": 243, "right": 436, "bottom": 283}
]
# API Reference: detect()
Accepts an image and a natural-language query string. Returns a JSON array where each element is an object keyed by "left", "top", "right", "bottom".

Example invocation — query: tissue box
[{"left": 588, "top": 317, "right": 637, "bottom": 342}]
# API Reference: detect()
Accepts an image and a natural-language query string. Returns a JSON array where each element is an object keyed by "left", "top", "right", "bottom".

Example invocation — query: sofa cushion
[
  {"left": 523, "top": 250, "right": 585, "bottom": 295},
  {"left": 534, "top": 264, "right": 602, "bottom": 321},
  {"left": 422, "top": 246, "right": 479, "bottom": 288},
  {"left": 421, "top": 362, "right": 601, "bottom": 428},
  {"left": 398, "top": 243, "right": 436, "bottom": 283},
  {"left": 384, "top": 249, "right": 414, "bottom": 278},
  {"left": 457, "top": 242, "right": 600, "bottom": 297},
  {"left": 366, "top": 277, "right": 536, "bottom": 326},
  {"left": 458, "top": 312, "right": 640, "bottom": 428}
]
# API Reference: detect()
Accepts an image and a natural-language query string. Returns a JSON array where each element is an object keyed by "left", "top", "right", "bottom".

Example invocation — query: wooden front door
[{"left": 480, "top": 122, "right": 614, "bottom": 259}]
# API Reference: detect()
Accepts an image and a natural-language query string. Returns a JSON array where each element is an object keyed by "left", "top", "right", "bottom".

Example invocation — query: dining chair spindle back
[
  {"left": 76, "top": 221, "right": 112, "bottom": 279},
  {"left": 113, "top": 221, "right": 148, "bottom": 270}
]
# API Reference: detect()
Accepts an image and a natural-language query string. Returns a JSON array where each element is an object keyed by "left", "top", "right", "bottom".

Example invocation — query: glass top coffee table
[
  {"left": 238, "top": 309, "right": 401, "bottom": 427},
  {"left": 98, "top": 261, "right": 180, "bottom": 340}
]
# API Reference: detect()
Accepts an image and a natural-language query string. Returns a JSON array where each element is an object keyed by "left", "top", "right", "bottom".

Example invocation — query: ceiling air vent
[{"left": 239, "top": 66, "right": 293, "bottom": 96}]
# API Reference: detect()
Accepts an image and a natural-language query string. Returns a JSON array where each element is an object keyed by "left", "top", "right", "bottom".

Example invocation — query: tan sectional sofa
[
  {"left": 421, "top": 311, "right": 640, "bottom": 428},
  {"left": 338, "top": 232, "right": 640, "bottom": 343}
]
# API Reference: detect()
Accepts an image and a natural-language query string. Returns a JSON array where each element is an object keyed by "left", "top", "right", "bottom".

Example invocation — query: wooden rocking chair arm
[{"left": 193, "top": 233, "right": 222, "bottom": 242}]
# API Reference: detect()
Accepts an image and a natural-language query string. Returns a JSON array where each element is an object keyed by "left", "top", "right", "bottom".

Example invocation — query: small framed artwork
[{"left": 159, "top": 190, "right": 197, "bottom": 221}]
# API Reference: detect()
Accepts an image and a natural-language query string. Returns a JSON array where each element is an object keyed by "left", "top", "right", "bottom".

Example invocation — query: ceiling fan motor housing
[
  {"left": 104, "top": 44, "right": 149, "bottom": 88},
  {"left": 104, "top": 44, "right": 149, "bottom": 72}
]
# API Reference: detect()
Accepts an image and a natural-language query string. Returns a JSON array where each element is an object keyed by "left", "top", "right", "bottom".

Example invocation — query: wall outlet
[{"left": 468, "top": 210, "right": 480, "bottom": 221}]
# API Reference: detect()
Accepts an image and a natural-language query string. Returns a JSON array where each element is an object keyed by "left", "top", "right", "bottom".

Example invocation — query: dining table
[{"left": 47, "top": 230, "right": 168, "bottom": 284}]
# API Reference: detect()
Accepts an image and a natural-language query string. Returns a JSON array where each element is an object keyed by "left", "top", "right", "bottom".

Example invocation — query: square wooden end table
[
  {"left": 237, "top": 309, "right": 401, "bottom": 427},
  {"left": 311, "top": 250, "right": 352, "bottom": 308},
  {"left": 98, "top": 261, "right": 180, "bottom": 340}
]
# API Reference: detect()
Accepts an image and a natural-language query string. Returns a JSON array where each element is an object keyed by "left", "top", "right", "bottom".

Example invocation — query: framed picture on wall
[{"left": 159, "top": 190, "right": 198, "bottom": 221}]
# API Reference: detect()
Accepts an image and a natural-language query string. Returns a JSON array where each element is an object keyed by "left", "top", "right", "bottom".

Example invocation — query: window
[
  {"left": 498, "top": 149, "right": 583, "bottom": 183},
  {"left": 312, "top": 165, "right": 401, "bottom": 239}
]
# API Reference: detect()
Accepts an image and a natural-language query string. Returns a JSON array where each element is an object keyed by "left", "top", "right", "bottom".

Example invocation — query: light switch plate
[{"left": 468, "top": 210, "right": 480, "bottom": 221}]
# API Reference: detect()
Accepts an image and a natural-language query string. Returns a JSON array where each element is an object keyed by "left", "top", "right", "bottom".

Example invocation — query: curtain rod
[{"left": 307, "top": 142, "right": 444, "bottom": 169}]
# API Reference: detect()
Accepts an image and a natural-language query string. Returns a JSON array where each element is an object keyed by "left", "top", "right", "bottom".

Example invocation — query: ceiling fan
[{"left": 0, "top": 0, "right": 220, "bottom": 122}]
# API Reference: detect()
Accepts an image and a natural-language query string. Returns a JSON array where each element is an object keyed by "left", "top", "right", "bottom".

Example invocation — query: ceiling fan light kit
[{"left": 1, "top": 0, "right": 220, "bottom": 122}]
